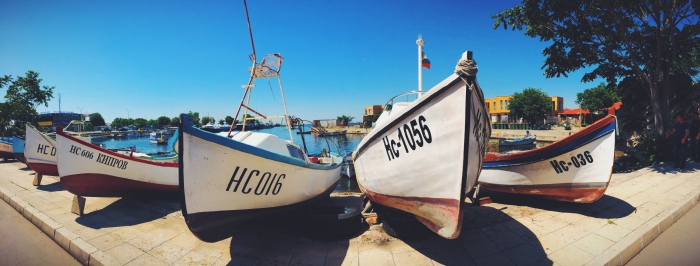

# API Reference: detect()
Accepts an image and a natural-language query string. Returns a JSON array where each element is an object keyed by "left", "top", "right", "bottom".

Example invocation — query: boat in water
[
  {"left": 499, "top": 133, "right": 536, "bottom": 146},
  {"left": 56, "top": 127, "right": 179, "bottom": 197},
  {"left": 12, "top": 136, "right": 26, "bottom": 163},
  {"left": 149, "top": 131, "right": 170, "bottom": 145},
  {"left": 25, "top": 124, "right": 59, "bottom": 176},
  {"left": 0, "top": 137, "right": 13, "bottom": 161},
  {"left": 352, "top": 51, "right": 491, "bottom": 239},
  {"left": 479, "top": 115, "right": 616, "bottom": 203}
]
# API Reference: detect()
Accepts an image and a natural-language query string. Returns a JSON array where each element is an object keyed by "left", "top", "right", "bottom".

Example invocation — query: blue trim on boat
[
  {"left": 181, "top": 114, "right": 340, "bottom": 171},
  {"left": 483, "top": 122, "right": 616, "bottom": 168},
  {"left": 12, "top": 136, "right": 25, "bottom": 153}
]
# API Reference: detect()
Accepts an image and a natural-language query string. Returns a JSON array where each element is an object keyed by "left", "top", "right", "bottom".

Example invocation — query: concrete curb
[
  {"left": 586, "top": 189, "right": 700, "bottom": 266},
  {"left": 0, "top": 186, "right": 108, "bottom": 266}
]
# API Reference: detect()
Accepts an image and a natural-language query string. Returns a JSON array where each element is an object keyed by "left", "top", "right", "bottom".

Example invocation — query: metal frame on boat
[
  {"left": 479, "top": 115, "right": 617, "bottom": 203},
  {"left": 56, "top": 127, "right": 179, "bottom": 197},
  {"left": 353, "top": 51, "right": 491, "bottom": 239}
]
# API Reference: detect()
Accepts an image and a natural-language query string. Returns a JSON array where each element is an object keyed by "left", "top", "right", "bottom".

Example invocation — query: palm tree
[{"left": 337, "top": 115, "right": 354, "bottom": 127}]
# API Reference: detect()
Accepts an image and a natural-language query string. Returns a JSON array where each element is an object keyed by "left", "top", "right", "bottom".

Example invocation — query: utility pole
[{"left": 126, "top": 109, "right": 130, "bottom": 119}]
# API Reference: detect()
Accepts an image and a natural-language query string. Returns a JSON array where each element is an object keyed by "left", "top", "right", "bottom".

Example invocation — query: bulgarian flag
[{"left": 421, "top": 50, "right": 431, "bottom": 69}]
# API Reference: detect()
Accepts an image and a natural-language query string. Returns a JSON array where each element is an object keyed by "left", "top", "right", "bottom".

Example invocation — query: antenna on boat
[{"left": 228, "top": 0, "right": 259, "bottom": 138}]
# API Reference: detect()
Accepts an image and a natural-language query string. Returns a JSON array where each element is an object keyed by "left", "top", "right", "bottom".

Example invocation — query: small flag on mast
[{"left": 421, "top": 51, "right": 431, "bottom": 69}]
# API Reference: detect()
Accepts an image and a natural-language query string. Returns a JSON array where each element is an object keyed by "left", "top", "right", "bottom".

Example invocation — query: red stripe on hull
[
  {"left": 479, "top": 182, "right": 609, "bottom": 203},
  {"left": 27, "top": 162, "right": 59, "bottom": 176},
  {"left": 362, "top": 187, "right": 462, "bottom": 239},
  {"left": 61, "top": 173, "right": 178, "bottom": 197}
]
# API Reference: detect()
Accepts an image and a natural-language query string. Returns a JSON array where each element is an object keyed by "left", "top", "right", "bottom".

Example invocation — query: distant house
[
  {"left": 312, "top": 119, "right": 338, "bottom": 127},
  {"left": 363, "top": 105, "right": 383, "bottom": 125},
  {"left": 485, "top": 95, "right": 564, "bottom": 124}
]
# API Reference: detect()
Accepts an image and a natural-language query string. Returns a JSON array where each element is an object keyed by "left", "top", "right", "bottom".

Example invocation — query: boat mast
[
  {"left": 417, "top": 35, "right": 424, "bottom": 96},
  {"left": 228, "top": 0, "right": 258, "bottom": 137}
]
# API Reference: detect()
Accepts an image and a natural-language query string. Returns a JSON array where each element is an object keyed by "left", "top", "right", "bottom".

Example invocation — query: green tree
[
  {"left": 225, "top": 116, "right": 234, "bottom": 125},
  {"left": 147, "top": 119, "right": 157, "bottom": 126},
  {"left": 508, "top": 88, "right": 551, "bottom": 125},
  {"left": 201, "top": 116, "right": 215, "bottom": 126},
  {"left": 89, "top": 113, "right": 106, "bottom": 126},
  {"left": 111, "top": 118, "right": 127, "bottom": 128},
  {"left": 134, "top": 118, "right": 147, "bottom": 128},
  {"left": 170, "top": 117, "right": 180, "bottom": 126},
  {"left": 3, "top": 71, "right": 54, "bottom": 128},
  {"left": 83, "top": 121, "right": 94, "bottom": 131},
  {"left": 575, "top": 82, "right": 621, "bottom": 114},
  {"left": 372, "top": 109, "right": 383, "bottom": 123},
  {"left": 187, "top": 111, "right": 200, "bottom": 127},
  {"left": 493, "top": 0, "right": 700, "bottom": 135},
  {"left": 157, "top": 116, "right": 170, "bottom": 126},
  {"left": 218, "top": 119, "right": 225, "bottom": 125},
  {"left": 337, "top": 115, "right": 354, "bottom": 126}
]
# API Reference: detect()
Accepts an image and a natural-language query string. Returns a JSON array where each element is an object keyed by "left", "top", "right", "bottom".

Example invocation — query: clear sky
[{"left": 1, "top": 0, "right": 604, "bottom": 124}]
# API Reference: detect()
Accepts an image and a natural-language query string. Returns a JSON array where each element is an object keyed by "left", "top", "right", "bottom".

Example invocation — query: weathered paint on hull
[
  {"left": 185, "top": 180, "right": 338, "bottom": 242},
  {"left": 27, "top": 162, "right": 59, "bottom": 176},
  {"left": 479, "top": 182, "right": 609, "bottom": 203},
  {"left": 0, "top": 151, "right": 13, "bottom": 159},
  {"left": 361, "top": 185, "right": 463, "bottom": 238},
  {"left": 61, "top": 173, "right": 178, "bottom": 197}
]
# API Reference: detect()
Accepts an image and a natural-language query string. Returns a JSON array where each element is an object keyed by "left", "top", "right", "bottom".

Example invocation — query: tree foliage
[
  {"left": 157, "top": 116, "right": 170, "bottom": 126},
  {"left": 110, "top": 117, "right": 134, "bottom": 128},
  {"left": 337, "top": 115, "right": 354, "bottom": 126},
  {"left": 170, "top": 117, "right": 180, "bottom": 126},
  {"left": 575, "top": 82, "right": 621, "bottom": 114},
  {"left": 218, "top": 119, "right": 225, "bottom": 125},
  {"left": 201, "top": 116, "right": 215, "bottom": 126},
  {"left": 1, "top": 71, "right": 54, "bottom": 129},
  {"left": 508, "top": 88, "right": 551, "bottom": 125},
  {"left": 187, "top": 111, "right": 200, "bottom": 127},
  {"left": 493, "top": 0, "right": 700, "bottom": 134},
  {"left": 89, "top": 113, "right": 106, "bottom": 126},
  {"left": 133, "top": 118, "right": 147, "bottom": 128},
  {"left": 225, "top": 116, "right": 234, "bottom": 125}
]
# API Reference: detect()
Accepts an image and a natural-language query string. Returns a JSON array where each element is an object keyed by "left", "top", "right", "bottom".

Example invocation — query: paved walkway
[{"left": 1, "top": 160, "right": 699, "bottom": 266}]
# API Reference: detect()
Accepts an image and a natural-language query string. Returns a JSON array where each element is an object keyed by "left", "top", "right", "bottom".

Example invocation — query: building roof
[{"left": 560, "top": 108, "right": 591, "bottom": 115}]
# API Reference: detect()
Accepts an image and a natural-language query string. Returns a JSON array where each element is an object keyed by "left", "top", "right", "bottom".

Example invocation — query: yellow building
[{"left": 485, "top": 95, "right": 564, "bottom": 123}]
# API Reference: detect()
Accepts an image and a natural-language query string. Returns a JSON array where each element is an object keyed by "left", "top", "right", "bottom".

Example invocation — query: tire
[{"left": 306, "top": 206, "right": 362, "bottom": 239}]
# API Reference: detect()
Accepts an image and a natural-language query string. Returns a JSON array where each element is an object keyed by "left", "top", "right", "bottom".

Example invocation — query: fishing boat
[
  {"left": 12, "top": 136, "right": 26, "bottom": 163},
  {"left": 179, "top": 3, "right": 342, "bottom": 242},
  {"left": 479, "top": 115, "right": 617, "bottom": 203},
  {"left": 352, "top": 51, "right": 491, "bottom": 239},
  {"left": 25, "top": 124, "right": 59, "bottom": 176},
  {"left": 499, "top": 134, "right": 536, "bottom": 146},
  {"left": 0, "top": 138, "right": 13, "bottom": 161},
  {"left": 56, "top": 127, "right": 179, "bottom": 198},
  {"left": 149, "top": 131, "right": 170, "bottom": 145},
  {"left": 311, "top": 127, "right": 347, "bottom": 137}
]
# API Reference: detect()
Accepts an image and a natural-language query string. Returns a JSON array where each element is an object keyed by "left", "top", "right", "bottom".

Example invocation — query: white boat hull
[
  {"left": 56, "top": 127, "right": 178, "bottom": 197},
  {"left": 25, "top": 124, "right": 59, "bottom": 176},
  {"left": 479, "top": 116, "right": 616, "bottom": 203},
  {"left": 353, "top": 73, "right": 490, "bottom": 239},
  {"left": 180, "top": 114, "right": 342, "bottom": 242}
]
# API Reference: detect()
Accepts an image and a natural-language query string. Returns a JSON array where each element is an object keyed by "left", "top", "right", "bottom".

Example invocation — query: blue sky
[{"left": 1, "top": 0, "right": 603, "bottom": 124}]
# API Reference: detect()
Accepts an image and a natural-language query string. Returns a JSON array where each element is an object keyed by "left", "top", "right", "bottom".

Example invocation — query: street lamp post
[{"left": 126, "top": 109, "right": 130, "bottom": 119}]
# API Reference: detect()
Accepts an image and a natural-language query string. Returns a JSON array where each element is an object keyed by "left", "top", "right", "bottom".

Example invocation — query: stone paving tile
[
  {"left": 172, "top": 251, "right": 219, "bottom": 266},
  {"left": 549, "top": 244, "right": 594, "bottom": 266},
  {"left": 573, "top": 233, "right": 615, "bottom": 256},
  {"left": 358, "top": 253, "right": 394, "bottom": 266},
  {"left": 358, "top": 241, "right": 392, "bottom": 256},
  {"left": 192, "top": 241, "right": 229, "bottom": 260},
  {"left": 502, "top": 243, "right": 546, "bottom": 266},
  {"left": 105, "top": 243, "right": 145, "bottom": 265},
  {"left": 536, "top": 233, "right": 570, "bottom": 255},
  {"left": 486, "top": 230, "right": 527, "bottom": 251},
  {"left": 289, "top": 254, "right": 326, "bottom": 266},
  {"left": 392, "top": 250, "right": 433, "bottom": 266},
  {"left": 327, "top": 242, "right": 360, "bottom": 258},
  {"left": 473, "top": 252, "right": 516, "bottom": 266},
  {"left": 596, "top": 224, "right": 633, "bottom": 242},
  {"left": 461, "top": 235, "right": 500, "bottom": 259},
  {"left": 88, "top": 233, "right": 125, "bottom": 251},
  {"left": 612, "top": 215, "right": 646, "bottom": 230},
  {"left": 167, "top": 231, "right": 204, "bottom": 250},
  {"left": 325, "top": 255, "right": 359, "bottom": 266},
  {"left": 147, "top": 241, "right": 192, "bottom": 264},
  {"left": 125, "top": 253, "right": 168, "bottom": 266},
  {"left": 295, "top": 241, "right": 330, "bottom": 257}
]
